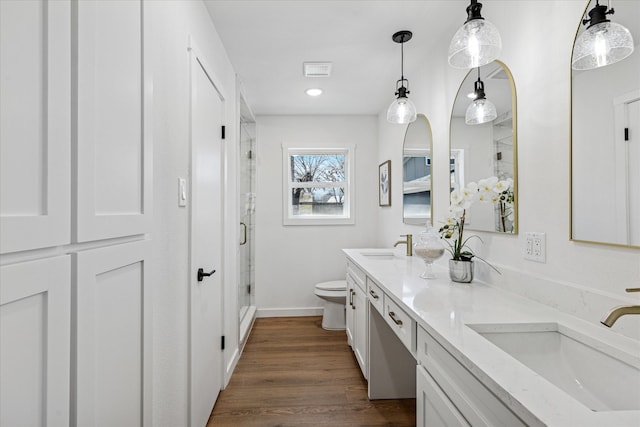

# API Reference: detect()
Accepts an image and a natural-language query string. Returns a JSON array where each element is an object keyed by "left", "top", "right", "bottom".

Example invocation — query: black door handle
[{"left": 197, "top": 268, "right": 216, "bottom": 282}]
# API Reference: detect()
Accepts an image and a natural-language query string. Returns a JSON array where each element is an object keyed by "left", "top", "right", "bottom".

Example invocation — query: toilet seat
[{"left": 315, "top": 280, "right": 346, "bottom": 291}]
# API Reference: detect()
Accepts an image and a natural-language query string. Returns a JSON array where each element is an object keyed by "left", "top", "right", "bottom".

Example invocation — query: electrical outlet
[{"left": 524, "top": 232, "right": 546, "bottom": 263}]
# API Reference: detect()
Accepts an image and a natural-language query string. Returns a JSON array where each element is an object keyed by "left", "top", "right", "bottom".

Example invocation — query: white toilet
[{"left": 314, "top": 280, "right": 347, "bottom": 330}]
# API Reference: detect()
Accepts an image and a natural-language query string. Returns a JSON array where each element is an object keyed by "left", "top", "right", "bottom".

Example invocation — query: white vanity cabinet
[
  {"left": 346, "top": 260, "right": 368, "bottom": 378},
  {"left": 416, "top": 326, "right": 528, "bottom": 427}
]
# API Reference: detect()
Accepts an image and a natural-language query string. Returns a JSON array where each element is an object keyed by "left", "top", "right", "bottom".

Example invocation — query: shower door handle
[{"left": 240, "top": 222, "right": 247, "bottom": 245}]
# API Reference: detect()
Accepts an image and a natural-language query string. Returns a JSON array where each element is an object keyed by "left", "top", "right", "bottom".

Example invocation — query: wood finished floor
[{"left": 207, "top": 316, "right": 416, "bottom": 427}]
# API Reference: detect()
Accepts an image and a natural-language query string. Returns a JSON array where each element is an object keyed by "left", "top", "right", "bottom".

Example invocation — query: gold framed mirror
[
  {"left": 571, "top": 0, "right": 640, "bottom": 248},
  {"left": 402, "top": 114, "right": 433, "bottom": 225},
  {"left": 449, "top": 60, "right": 518, "bottom": 234}
]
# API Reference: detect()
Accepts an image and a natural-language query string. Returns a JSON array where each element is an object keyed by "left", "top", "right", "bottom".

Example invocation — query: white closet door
[
  {"left": 0, "top": 256, "right": 71, "bottom": 426},
  {"left": 0, "top": 0, "right": 70, "bottom": 254},
  {"left": 75, "top": 0, "right": 152, "bottom": 242},
  {"left": 74, "top": 240, "right": 152, "bottom": 427}
]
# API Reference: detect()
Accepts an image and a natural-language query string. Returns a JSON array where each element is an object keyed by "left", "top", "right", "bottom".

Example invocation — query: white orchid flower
[
  {"left": 477, "top": 192, "right": 492, "bottom": 202},
  {"left": 450, "top": 189, "right": 462, "bottom": 203},
  {"left": 493, "top": 179, "right": 510, "bottom": 194},
  {"left": 478, "top": 176, "right": 498, "bottom": 191}
]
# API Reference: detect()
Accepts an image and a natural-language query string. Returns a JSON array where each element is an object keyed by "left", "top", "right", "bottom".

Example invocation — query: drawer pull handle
[
  {"left": 388, "top": 311, "right": 403, "bottom": 326},
  {"left": 369, "top": 289, "right": 379, "bottom": 300},
  {"left": 349, "top": 288, "right": 354, "bottom": 307}
]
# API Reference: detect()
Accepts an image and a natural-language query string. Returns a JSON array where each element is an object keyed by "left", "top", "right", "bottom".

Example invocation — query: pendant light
[
  {"left": 448, "top": 0, "right": 502, "bottom": 69},
  {"left": 465, "top": 67, "right": 497, "bottom": 125},
  {"left": 387, "top": 30, "right": 417, "bottom": 124},
  {"left": 572, "top": 0, "right": 634, "bottom": 70}
]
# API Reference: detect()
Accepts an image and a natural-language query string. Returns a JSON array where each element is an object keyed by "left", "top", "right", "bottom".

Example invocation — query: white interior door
[{"left": 189, "top": 46, "right": 224, "bottom": 427}]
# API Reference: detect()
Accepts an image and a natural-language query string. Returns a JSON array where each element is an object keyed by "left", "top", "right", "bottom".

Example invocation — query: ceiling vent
[{"left": 303, "top": 62, "right": 332, "bottom": 78}]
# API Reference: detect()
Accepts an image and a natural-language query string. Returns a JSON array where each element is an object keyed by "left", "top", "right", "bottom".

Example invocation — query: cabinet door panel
[
  {"left": 74, "top": 240, "right": 152, "bottom": 427},
  {"left": 0, "top": 0, "right": 70, "bottom": 253},
  {"left": 346, "top": 273, "right": 356, "bottom": 347},
  {"left": 0, "top": 256, "right": 71, "bottom": 426},
  {"left": 75, "top": 0, "right": 151, "bottom": 241},
  {"left": 354, "top": 285, "right": 368, "bottom": 378},
  {"left": 417, "top": 365, "right": 470, "bottom": 427}
]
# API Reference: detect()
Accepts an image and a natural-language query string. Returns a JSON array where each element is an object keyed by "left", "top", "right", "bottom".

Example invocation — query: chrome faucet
[
  {"left": 394, "top": 234, "right": 412, "bottom": 256},
  {"left": 601, "top": 288, "right": 640, "bottom": 327}
]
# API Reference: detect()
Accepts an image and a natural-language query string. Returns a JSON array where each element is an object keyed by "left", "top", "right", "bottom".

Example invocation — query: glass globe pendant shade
[
  {"left": 465, "top": 98, "right": 497, "bottom": 125},
  {"left": 387, "top": 94, "right": 417, "bottom": 124},
  {"left": 448, "top": 18, "right": 502, "bottom": 69},
  {"left": 572, "top": 21, "right": 634, "bottom": 70}
]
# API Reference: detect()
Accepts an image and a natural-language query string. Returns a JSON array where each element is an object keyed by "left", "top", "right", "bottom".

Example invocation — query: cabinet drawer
[
  {"left": 346, "top": 259, "right": 366, "bottom": 290},
  {"left": 417, "top": 327, "right": 528, "bottom": 427},
  {"left": 367, "top": 278, "right": 384, "bottom": 315},
  {"left": 383, "top": 297, "right": 416, "bottom": 354}
]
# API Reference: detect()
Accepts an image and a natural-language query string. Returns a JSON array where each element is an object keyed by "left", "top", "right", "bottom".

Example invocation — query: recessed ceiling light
[{"left": 305, "top": 88, "right": 323, "bottom": 97}]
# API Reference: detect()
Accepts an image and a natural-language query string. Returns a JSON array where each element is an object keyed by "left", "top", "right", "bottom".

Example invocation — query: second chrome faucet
[{"left": 394, "top": 234, "right": 413, "bottom": 256}]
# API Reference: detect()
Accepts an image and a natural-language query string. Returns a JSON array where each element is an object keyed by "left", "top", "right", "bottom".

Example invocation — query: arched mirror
[
  {"left": 571, "top": 0, "right": 640, "bottom": 248},
  {"left": 450, "top": 60, "right": 518, "bottom": 234},
  {"left": 403, "top": 114, "right": 433, "bottom": 225}
]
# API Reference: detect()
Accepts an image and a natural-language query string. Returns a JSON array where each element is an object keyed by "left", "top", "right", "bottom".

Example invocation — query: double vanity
[{"left": 344, "top": 248, "right": 640, "bottom": 426}]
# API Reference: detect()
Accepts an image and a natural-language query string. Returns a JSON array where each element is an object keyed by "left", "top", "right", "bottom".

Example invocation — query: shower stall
[{"left": 238, "top": 97, "right": 256, "bottom": 344}]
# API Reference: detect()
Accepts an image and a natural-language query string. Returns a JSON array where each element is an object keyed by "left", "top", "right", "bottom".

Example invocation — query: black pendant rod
[{"left": 392, "top": 30, "right": 413, "bottom": 88}]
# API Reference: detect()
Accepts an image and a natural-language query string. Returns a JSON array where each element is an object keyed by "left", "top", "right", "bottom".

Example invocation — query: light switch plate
[
  {"left": 178, "top": 178, "right": 187, "bottom": 207},
  {"left": 524, "top": 232, "right": 546, "bottom": 263}
]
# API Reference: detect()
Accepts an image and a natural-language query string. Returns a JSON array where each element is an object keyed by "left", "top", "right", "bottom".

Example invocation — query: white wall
[
  {"left": 255, "top": 115, "right": 379, "bottom": 315},
  {"left": 146, "top": 1, "right": 239, "bottom": 425},
  {"left": 377, "top": 1, "right": 640, "bottom": 340}
]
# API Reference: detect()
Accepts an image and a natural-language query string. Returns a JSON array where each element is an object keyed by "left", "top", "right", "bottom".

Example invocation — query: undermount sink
[
  {"left": 467, "top": 322, "right": 640, "bottom": 412},
  {"left": 359, "top": 251, "right": 397, "bottom": 260}
]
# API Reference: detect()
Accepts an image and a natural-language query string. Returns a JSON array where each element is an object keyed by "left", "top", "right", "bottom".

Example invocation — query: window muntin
[{"left": 283, "top": 147, "right": 354, "bottom": 225}]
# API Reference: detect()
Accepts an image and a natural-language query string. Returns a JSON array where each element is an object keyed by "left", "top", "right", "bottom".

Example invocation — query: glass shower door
[{"left": 238, "top": 113, "right": 256, "bottom": 343}]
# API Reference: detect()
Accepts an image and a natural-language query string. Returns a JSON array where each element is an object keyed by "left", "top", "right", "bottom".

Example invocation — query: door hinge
[
  {"left": 221, "top": 125, "right": 226, "bottom": 140},
  {"left": 221, "top": 335, "right": 225, "bottom": 350},
  {"left": 625, "top": 127, "right": 629, "bottom": 141}
]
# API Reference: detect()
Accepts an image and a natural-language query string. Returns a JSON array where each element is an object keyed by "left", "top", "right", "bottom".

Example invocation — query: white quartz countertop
[{"left": 343, "top": 248, "right": 640, "bottom": 427}]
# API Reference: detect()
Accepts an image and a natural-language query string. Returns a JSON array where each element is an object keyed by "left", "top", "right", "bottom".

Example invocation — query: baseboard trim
[
  {"left": 223, "top": 347, "right": 240, "bottom": 389},
  {"left": 256, "top": 307, "right": 323, "bottom": 318}
]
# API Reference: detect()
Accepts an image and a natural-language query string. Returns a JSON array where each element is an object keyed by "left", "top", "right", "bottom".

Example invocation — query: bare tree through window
[{"left": 290, "top": 154, "right": 345, "bottom": 215}]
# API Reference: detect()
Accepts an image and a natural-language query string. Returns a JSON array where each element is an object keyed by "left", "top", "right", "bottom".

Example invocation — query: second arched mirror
[
  {"left": 449, "top": 60, "right": 518, "bottom": 234},
  {"left": 403, "top": 114, "right": 433, "bottom": 225}
]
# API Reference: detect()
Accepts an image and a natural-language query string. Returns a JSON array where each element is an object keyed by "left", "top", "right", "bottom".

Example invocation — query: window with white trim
[{"left": 282, "top": 146, "right": 354, "bottom": 225}]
